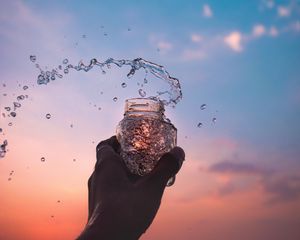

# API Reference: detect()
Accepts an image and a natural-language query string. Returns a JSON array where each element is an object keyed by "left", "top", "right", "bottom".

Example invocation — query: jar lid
[{"left": 125, "top": 98, "right": 164, "bottom": 113}]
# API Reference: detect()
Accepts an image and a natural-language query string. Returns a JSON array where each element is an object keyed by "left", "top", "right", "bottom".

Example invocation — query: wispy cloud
[
  {"left": 252, "top": 24, "right": 266, "bottom": 37},
  {"left": 157, "top": 40, "right": 173, "bottom": 52},
  {"left": 191, "top": 33, "right": 203, "bottom": 43},
  {"left": 269, "top": 26, "right": 279, "bottom": 37},
  {"left": 202, "top": 4, "right": 213, "bottom": 18},
  {"left": 224, "top": 31, "right": 243, "bottom": 52},
  {"left": 182, "top": 48, "right": 206, "bottom": 61},
  {"left": 277, "top": 5, "right": 291, "bottom": 17},
  {"left": 208, "top": 160, "right": 300, "bottom": 204},
  {"left": 209, "top": 161, "right": 265, "bottom": 175}
]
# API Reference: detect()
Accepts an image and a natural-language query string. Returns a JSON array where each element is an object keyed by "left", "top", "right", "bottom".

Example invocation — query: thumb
[{"left": 143, "top": 147, "right": 185, "bottom": 188}]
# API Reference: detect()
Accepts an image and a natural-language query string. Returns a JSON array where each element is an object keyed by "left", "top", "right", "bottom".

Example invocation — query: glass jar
[{"left": 116, "top": 98, "right": 177, "bottom": 186}]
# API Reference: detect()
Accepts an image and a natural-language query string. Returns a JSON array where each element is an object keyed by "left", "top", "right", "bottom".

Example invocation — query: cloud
[
  {"left": 182, "top": 49, "right": 206, "bottom": 61},
  {"left": 265, "top": 0, "right": 275, "bottom": 9},
  {"left": 209, "top": 160, "right": 300, "bottom": 204},
  {"left": 269, "top": 26, "right": 279, "bottom": 37},
  {"left": 224, "top": 31, "right": 243, "bottom": 52},
  {"left": 262, "top": 175, "right": 300, "bottom": 204},
  {"left": 277, "top": 6, "right": 291, "bottom": 17},
  {"left": 252, "top": 24, "right": 266, "bottom": 37},
  {"left": 202, "top": 4, "right": 213, "bottom": 18},
  {"left": 157, "top": 40, "right": 173, "bottom": 52},
  {"left": 209, "top": 161, "right": 265, "bottom": 175},
  {"left": 291, "top": 20, "right": 300, "bottom": 32},
  {"left": 191, "top": 33, "right": 203, "bottom": 43}
]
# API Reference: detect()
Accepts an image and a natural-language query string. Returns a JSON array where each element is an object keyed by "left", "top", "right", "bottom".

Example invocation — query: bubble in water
[
  {"left": 41, "top": 157, "right": 45, "bottom": 162},
  {"left": 63, "top": 59, "right": 68, "bottom": 64},
  {"left": 113, "top": 97, "right": 118, "bottom": 102},
  {"left": 46, "top": 113, "right": 51, "bottom": 119},
  {"left": 10, "top": 112, "right": 16, "bottom": 117},
  {"left": 5, "top": 107, "right": 10, "bottom": 111},
  {"left": 200, "top": 104, "right": 207, "bottom": 110},
  {"left": 197, "top": 122, "right": 203, "bottom": 128},
  {"left": 121, "top": 82, "right": 127, "bottom": 88},
  {"left": 138, "top": 89, "right": 146, "bottom": 97},
  {"left": 30, "top": 55, "right": 36, "bottom": 62},
  {"left": 212, "top": 117, "right": 217, "bottom": 123},
  {"left": 23, "top": 85, "right": 28, "bottom": 90}
]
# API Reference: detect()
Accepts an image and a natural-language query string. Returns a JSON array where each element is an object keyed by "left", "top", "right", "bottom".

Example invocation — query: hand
[{"left": 77, "top": 136, "right": 185, "bottom": 240}]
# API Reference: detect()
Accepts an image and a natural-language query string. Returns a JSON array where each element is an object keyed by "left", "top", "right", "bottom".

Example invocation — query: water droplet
[
  {"left": 144, "top": 78, "right": 148, "bottom": 84},
  {"left": 200, "top": 104, "right": 207, "bottom": 110},
  {"left": 98, "top": 107, "right": 101, "bottom": 111},
  {"left": 64, "top": 69, "right": 69, "bottom": 74},
  {"left": 197, "top": 122, "right": 203, "bottom": 128},
  {"left": 10, "top": 112, "right": 16, "bottom": 117},
  {"left": 100, "top": 91, "right": 103, "bottom": 95},
  {"left": 58, "top": 65, "right": 62, "bottom": 70},
  {"left": 41, "top": 157, "right": 45, "bottom": 162},
  {"left": 104, "top": 33, "right": 108, "bottom": 36},
  {"left": 57, "top": 200, "right": 61, "bottom": 203},
  {"left": 30, "top": 55, "right": 36, "bottom": 62},
  {"left": 14, "top": 102, "right": 21, "bottom": 108},
  {"left": 73, "top": 158, "right": 76, "bottom": 162},
  {"left": 8, "top": 177, "right": 12, "bottom": 181},
  {"left": 17, "top": 95, "right": 25, "bottom": 101},
  {"left": 0, "top": 128, "right": 2, "bottom": 133},
  {"left": 138, "top": 89, "right": 146, "bottom": 97},
  {"left": 113, "top": 97, "right": 118, "bottom": 102},
  {"left": 2, "top": 83, "right": 6, "bottom": 87},
  {"left": 46, "top": 114, "right": 51, "bottom": 119},
  {"left": 121, "top": 82, "right": 127, "bottom": 88},
  {"left": 3, "top": 93, "right": 7, "bottom": 96},
  {"left": 8, "top": 122, "right": 12, "bottom": 126},
  {"left": 5, "top": 107, "right": 11, "bottom": 111},
  {"left": 82, "top": 34, "right": 86, "bottom": 38},
  {"left": 51, "top": 215, "right": 54, "bottom": 218},
  {"left": 63, "top": 59, "right": 68, "bottom": 64},
  {"left": 70, "top": 124, "right": 73, "bottom": 128},
  {"left": 23, "top": 85, "right": 28, "bottom": 90},
  {"left": 128, "top": 28, "right": 131, "bottom": 31},
  {"left": 212, "top": 117, "right": 217, "bottom": 123}
]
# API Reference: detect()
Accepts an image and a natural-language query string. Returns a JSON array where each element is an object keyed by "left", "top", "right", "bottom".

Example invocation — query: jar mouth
[{"left": 125, "top": 97, "right": 164, "bottom": 113}]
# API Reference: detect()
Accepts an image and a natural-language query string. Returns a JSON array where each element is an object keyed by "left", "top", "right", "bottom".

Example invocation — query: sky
[{"left": 0, "top": 0, "right": 300, "bottom": 239}]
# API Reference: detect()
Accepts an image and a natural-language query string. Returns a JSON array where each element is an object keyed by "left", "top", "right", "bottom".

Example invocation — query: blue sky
[{"left": 0, "top": 0, "right": 300, "bottom": 239}]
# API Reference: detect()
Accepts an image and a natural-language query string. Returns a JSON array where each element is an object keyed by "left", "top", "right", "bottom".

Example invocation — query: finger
[
  {"left": 96, "top": 136, "right": 120, "bottom": 154},
  {"left": 143, "top": 147, "right": 185, "bottom": 189},
  {"left": 95, "top": 140, "right": 129, "bottom": 187},
  {"left": 87, "top": 172, "right": 95, "bottom": 220}
]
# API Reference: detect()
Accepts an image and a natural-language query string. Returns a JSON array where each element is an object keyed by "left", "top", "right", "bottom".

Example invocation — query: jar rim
[{"left": 125, "top": 97, "right": 164, "bottom": 113}]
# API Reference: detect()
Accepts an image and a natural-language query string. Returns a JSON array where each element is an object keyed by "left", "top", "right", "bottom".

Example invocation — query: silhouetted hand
[{"left": 77, "top": 136, "right": 185, "bottom": 240}]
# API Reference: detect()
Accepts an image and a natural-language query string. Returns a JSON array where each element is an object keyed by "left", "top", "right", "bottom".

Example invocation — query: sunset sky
[{"left": 0, "top": 0, "right": 300, "bottom": 239}]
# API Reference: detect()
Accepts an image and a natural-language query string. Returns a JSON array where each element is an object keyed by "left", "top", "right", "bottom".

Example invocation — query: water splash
[{"left": 33, "top": 57, "right": 182, "bottom": 107}]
